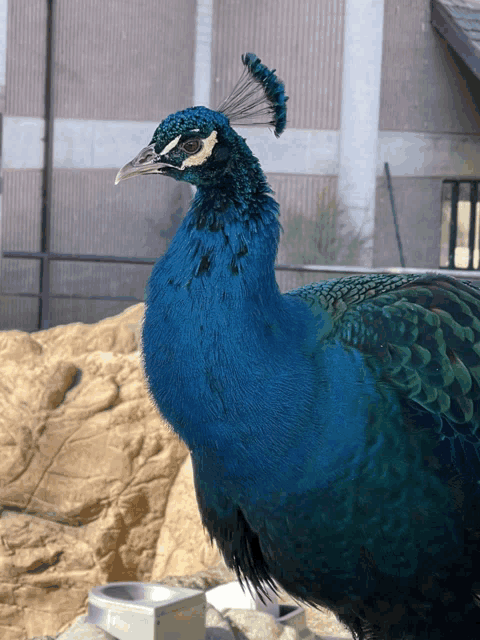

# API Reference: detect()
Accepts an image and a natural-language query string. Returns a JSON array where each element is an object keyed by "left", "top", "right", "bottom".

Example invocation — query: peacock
[{"left": 115, "top": 53, "right": 480, "bottom": 640}]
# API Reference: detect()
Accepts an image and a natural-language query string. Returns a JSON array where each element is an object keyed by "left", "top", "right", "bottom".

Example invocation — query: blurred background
[{"left": 0, "top": 0, "right": 479, "bottom": 331}]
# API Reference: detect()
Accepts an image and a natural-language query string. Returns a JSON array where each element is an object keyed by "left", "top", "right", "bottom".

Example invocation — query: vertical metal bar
[
  {"left": 39, "top": 0, "right": 56, "bottom": 329},
  {"left": 469, "top": 181, "right": 478, "bottom": 270},
  {"left": 384, "top": 162, "right": 405, "bottom": 268},
  {"left": 449, "top": 181, "right": 459, "bottom": 269}
]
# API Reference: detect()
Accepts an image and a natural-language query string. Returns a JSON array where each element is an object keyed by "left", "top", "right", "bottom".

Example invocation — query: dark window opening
[{"left": 440, "top": 180, "right": 480, "bottom": 270}]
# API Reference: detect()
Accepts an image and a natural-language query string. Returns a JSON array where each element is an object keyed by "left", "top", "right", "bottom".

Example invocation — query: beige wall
[
  {"left": 6, "top": 0, "right": 196, "bottom": 119},
  {"left": 211, "top": 0, "right": 345, "bottom": 130},
  {"left": 2, "top": 0, "right": 479, "bottom": 329},
  {"left": 379, "top": 0, "right": 480, "bottom": 134},
  {"left": 374, "top": 176, "right": 444, "bottom": 269}
]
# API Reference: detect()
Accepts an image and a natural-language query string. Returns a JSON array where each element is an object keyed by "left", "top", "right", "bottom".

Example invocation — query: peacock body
[{"left": 116, "top": 54, "right": 480, "bottom": 640}]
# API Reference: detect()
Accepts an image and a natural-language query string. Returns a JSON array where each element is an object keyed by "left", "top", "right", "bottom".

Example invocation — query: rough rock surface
[{"left": 0, "top": 305, "right": 220, "bottom": 640}]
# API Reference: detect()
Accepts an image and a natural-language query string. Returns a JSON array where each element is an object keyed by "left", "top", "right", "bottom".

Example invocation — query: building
[{"left": 1, "top": 0, "right": 479, "bottom": 330}]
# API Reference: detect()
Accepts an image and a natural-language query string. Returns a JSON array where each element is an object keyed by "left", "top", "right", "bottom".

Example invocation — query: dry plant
[{"left": 282, "top": 189, "right": 372, "bottom": 267}]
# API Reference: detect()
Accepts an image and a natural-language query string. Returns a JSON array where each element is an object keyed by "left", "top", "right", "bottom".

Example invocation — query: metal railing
[
  {"left": 274, "top": 263, "right": 480, "bottom": 279},
  {"left": 443, "top": 180, "right": 479, "bottom": 270},
  {"left": 4, "top": 250, "right": 480, "bottom": 330}
]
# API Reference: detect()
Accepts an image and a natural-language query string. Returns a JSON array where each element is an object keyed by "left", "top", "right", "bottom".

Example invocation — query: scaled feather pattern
[{"left": 116, "top": 54, "right": 480, "bottom": 640}]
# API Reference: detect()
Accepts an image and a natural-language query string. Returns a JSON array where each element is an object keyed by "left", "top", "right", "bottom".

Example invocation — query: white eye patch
[
  {"left": 181, "top": 130, "right": 218, "bottom": 169},
  {"left": 158, "top": 135, "right": 181, "bottom": 156},
  {"left": 156, "top": 131, "right": 218, "bottom": 170}
]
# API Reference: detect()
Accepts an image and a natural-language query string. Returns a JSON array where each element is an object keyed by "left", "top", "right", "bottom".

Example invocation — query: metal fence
[
  {"left": 1, "top": 0, "right": 154, "bottom": 330},
  {"left": 4, "top": 248, "right": 480, "bottom": 332},
  {"left": 441, "top": 180, "right": 480, "bottom": 270}
]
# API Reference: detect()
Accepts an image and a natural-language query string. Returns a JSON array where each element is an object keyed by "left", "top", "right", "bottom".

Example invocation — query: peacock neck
[
  {"left": 142, "top": 183, "right": 319, "bottom": 460},
  {"left": 147, "top": 183, "right": 283, "bottom": 305}
]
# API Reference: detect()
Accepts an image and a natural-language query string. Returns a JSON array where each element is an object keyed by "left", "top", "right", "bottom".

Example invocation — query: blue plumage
[{"left": 116, "top": 54, "right": 480, "bottom": 640}]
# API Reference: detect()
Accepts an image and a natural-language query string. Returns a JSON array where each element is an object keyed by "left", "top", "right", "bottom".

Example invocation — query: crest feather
[{"left": 217, "top": 53, "right": 288, "bottom": 137}]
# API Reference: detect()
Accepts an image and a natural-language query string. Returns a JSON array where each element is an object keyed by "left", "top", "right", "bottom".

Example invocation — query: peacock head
[{"left": 115, "top": 53, "right": 288, "bottom": 190}]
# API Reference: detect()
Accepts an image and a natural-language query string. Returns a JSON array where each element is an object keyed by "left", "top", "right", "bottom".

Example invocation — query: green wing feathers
[{"left": 289, "top": 274, "right": 480, "bottom": 427}]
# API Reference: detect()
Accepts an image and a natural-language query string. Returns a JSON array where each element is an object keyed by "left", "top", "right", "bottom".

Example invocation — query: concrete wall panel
[
  {"left": 211, "top": 0, "right": 345, "bottom": 130},
  {"left": 379, "top": 0, "right": 480, "bottom": 133},
  {"left": 268, "top": 173, "right": 339, "bottom": 291},
  {"left": 374, "top": 176, "right": 444, "bottom": 268},
  {"left": 6, "top": 1, "right": 47, "bottom": 116},
  {"left": 6, "top": 0, "right": 196, "bottom": 120}
]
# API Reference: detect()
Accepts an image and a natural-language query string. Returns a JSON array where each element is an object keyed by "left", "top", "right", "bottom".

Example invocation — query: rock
[
  {"left": 37, "top": 606, "right": 297, "bottom": 640},
  {"left": 151, "top": 446, "right": 222, "bottom": 579},
  {"left": 221, "top": 608, "right": 297, "bottom": 640},
  {"left": 56, "top": 615, "right": 114, "bottom": 640},
  {"left": 205, "top": 604, "right": 236, "bottom": 640},
  {"left": 158, "top": 557, "right": 236, "bottom": 592},
  {"left": 0, "top": 305, "right": 221, "bottom": 640}
]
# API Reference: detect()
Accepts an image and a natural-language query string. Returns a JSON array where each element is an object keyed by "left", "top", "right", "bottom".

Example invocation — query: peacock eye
[{"left": 181, "top": 138, "right": 202, "bottom": 154}]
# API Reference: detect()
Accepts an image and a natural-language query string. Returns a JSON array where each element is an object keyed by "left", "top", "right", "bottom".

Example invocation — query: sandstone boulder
[{"left": 0, "top": 305, "right": 221, "bottom": 640}]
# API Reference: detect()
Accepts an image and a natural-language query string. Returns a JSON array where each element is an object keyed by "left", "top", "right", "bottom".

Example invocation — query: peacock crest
[{"left": 217, "top": 53, "right": 288, "bottom": 137}]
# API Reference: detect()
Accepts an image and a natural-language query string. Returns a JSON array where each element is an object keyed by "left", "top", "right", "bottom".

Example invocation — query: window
[{"left": 440, "top": 180, "right": 480, "bottom": 269}]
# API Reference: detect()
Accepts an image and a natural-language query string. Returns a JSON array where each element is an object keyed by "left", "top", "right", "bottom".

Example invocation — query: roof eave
[{"left": 431, "top": 0, "right": 480, "bottom": 81}]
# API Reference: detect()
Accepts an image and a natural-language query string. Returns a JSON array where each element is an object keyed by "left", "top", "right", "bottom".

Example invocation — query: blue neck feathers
[
  {"left": 142, "top": 177, "right": 315, "bottom": 451},
  {"left": 149, "top": 187, "right": 280, "bottom": 298},
  {"left": 141, "top": 179, "right": 369, "bottom": 492}
]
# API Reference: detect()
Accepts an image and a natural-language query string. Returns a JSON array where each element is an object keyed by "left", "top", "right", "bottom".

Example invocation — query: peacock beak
[{"left": 115, "top": 144, "right": 172, "bottom": 184}]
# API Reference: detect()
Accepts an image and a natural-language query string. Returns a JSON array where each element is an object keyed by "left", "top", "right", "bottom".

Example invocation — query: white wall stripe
[
  {"left": 3, "top": 116, "right": 480, "bottom": 179},
  {"left": 237, "top": 127, "right": 339, "bottom": 176},
  {"left": 4, "top": 117, "right": 45, "bottom": 169},
  {"left": 193, "top": 0, "right": 214, "bottom": 108},
  {"left": 377, "top": 132, "right": 480, "bottom": 178},
  {"left": 337, "top": 0, "right": 385, "bottom": 266}
]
